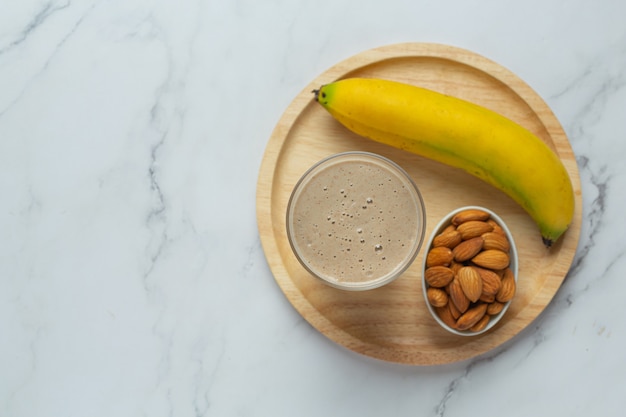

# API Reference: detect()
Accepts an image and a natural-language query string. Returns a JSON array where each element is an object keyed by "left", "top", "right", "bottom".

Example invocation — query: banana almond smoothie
[{"left": 287, "top": 152, "right": 426, "bottom": 290}]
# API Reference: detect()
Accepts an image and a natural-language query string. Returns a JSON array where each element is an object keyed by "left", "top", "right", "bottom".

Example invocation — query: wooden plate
[{"left": 256, "top": 43, "right": 582, "bottom": 365}]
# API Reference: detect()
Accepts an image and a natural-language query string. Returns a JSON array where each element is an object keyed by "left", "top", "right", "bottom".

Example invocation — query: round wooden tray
[{"left": 256, "top": 43, "right": 582, "bottom": 365}]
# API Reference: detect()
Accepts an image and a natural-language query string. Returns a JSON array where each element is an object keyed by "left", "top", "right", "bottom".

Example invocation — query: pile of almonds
[{"left": 424, "top": 209, "right": 516, "bottom": 333}]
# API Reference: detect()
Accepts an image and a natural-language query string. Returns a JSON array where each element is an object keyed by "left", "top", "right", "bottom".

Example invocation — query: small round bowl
[
  {"left": 421, "top": 206, "right": 518, "bottom": 336},
  {"left": 286, "top": 151, "right": 426, "bottom": 291}
]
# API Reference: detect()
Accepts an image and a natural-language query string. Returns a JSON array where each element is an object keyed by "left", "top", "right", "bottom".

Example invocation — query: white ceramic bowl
[{"left": 421, "top": 206, "right": 518, "bottom": 335}]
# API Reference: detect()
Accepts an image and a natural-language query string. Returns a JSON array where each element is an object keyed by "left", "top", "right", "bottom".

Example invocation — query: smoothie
[{"left": 286, "top": 152, "right": 425, "bottom": 290}]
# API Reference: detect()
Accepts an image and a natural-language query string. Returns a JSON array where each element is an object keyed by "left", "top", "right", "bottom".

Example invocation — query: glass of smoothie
[{"left": 286, "top": 151, "right": 426, "bottom": 290}]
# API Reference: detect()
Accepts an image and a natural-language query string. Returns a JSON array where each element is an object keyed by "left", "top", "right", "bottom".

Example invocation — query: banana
[{"left": 313, "top": 77, "right": 574, "bottom": 247}]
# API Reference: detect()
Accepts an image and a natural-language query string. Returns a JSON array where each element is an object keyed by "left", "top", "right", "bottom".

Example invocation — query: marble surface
[{"left": 2, "top": 0, "right": 626, "bottom": 416}]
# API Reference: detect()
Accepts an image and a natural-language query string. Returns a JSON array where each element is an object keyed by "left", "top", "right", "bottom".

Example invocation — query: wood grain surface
[{"left": 256, "top": 43, "right": 582, "bottom": 365}]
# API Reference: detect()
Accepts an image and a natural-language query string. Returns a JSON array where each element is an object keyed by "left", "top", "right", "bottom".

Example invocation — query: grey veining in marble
[{"left": 2, "top": 1, "right": 626, "bottom": 416}]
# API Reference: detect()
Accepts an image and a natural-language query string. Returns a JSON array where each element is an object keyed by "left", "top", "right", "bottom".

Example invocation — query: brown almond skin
[
  {"left": 475, "top": 267, "right": 502, "bottom": 296},
  {"left": 503, "top": 267, "right": 515, "bottom": 279},
  {"left": 457, "top": 220, "right": 494, "bottom": 240},
  {"left": 452, "top": 209, "right": 490, "bottom": 225},
  {"left": 448, "top": 299, "right": 461, "bottom": 319},
  {"left": 457, "top": 266, "right": 483, "bottom": 303},
  {"left": 450, "top": 260, "right": 464, "bottom": 275},
  {"left": 487, "top": 219, "right": 505, "bottom": 235},
  {"left": 479, "top": 293, "right": 496, "bottom": 303},
  {"left": 427, "top": 287, "right": 449, "bottom": 307},
  {"left": 424, "top": 266, "right": 455, "bottom": 288},
  {"left": 487, "top": 301, "right": 505, "bottom": 315},
  {"left": 442, "top": 224, "right": 457, "bottom": 234},
  {"left": 433, "top": 230, "right": 462, "bottom": 248},
  {"left": 456, "top": 303, "right": 488, "bottom": 331},
  {"left": 496, "top": 268, "right": 516, "bottom": 303},
  {"left": 482, "top": 232, "right": 511, "bottom": 252},
  {"left": 448, "top": 278, "right": 470, "bottom": 313},
  {"left": 470, "top": 314, "right": 491, "bottom": 332},
  {"left": 472, "top": 249, "right": 510, "bottom": 270},
  {"left": 452, "top": 236, "right": 484, "bottom": 262},
  {"left": 426, "top": 246, "right": 453, "bottom": 267},
  {"left": 435, "top": 306, "right": 458, "bottom": 329}
]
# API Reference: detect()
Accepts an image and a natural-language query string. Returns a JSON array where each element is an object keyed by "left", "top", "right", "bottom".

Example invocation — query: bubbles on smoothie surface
[
  {"left": 356, "top": 227, "right": 366, "bottom": 244},
  {"left": 289, "top": 156, "right": 420, "bottom": 284}
]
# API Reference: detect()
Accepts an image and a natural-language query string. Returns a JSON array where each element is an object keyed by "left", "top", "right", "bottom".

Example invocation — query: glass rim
[{"left": 286, "top": 151, "right": 426, "bottom": 291}]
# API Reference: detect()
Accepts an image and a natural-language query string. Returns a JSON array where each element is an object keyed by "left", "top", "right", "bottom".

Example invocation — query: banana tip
[{"left": 312, "top": 86, "right": 327, "bottom": 103}]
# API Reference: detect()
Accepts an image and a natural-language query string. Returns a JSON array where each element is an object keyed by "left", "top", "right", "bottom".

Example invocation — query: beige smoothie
[{"left": 287, "top": 152, "right": 425, "bottom": 290}]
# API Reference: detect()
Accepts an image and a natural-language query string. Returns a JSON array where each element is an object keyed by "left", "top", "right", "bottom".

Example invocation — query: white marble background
[{"left": 2, "top": 0, "right": 625, "bottom": 416}]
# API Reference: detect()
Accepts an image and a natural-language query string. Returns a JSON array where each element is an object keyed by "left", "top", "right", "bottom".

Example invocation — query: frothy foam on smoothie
[{"left": 287, "top": 153, "right": 423, "bottom": 287}]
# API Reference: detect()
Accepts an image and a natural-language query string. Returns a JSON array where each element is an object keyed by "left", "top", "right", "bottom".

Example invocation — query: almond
[
  {"left": 456, "top": 303, "right": 488, "bottom": 331},
  {"left": 451, "top": 209, "right": 490, "bottom": 225},
  {"left": 482, "top": 232, "right": 511, "bottom": 252},
  {"left": 448, "top": 299, "right": 461, "bottom": 319},
  {"left": 452, "top": 236, "right": 484, "bottom": 262},
  {"left": 496, "top": 268, "right": 516, "bottom": 303},
  {"left": 426, "top": 246, "right": 453, "bottom": 267},
  {"left": 427, "top": 287, "right": 448, "bottom": 307},
  {"left": 472, "top": 249, "right": 510, "bottom": 270},
  {"left": 433, "top": 230, "right": 462, "bottom": 248},
  {"left": 442, "top": 224, "right": 457, "bottom": 234},
  {"left": 457, "top": 220, "right": 494, "bottom": 240},
  {"left": 448, "top": 278, "right": 470, "bottom": 313},
  {"left": 487, "top": 219, "right": 505, "bottom": 235},
  {"left": 450, "top": 260, "right": 464, "bottom": 275},
  {"left": 479, "top": 293, "right": 496, "bottom": 303},
  {"left": 424, "top": 266, "right": 455, "bottom": 288},
  {"left": 487, "top": 301, "right": 505, "bottom": 316},
  {"left": 457, "top": 266, "right": 483, "bottom": 302},
  {"left": 475, "top": 267, "right": 502, "bottom": 296},
  {"left": 469, "top": 314, "right": 491, "bottom": 332},
  {"left": 435, "top": 306, "right": 457, "bottom": 329}
]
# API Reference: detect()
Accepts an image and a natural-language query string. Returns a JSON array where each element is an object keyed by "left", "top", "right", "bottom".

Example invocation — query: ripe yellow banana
[{"left": 313, "top": 77, "right": 574, "bottom": 247}]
